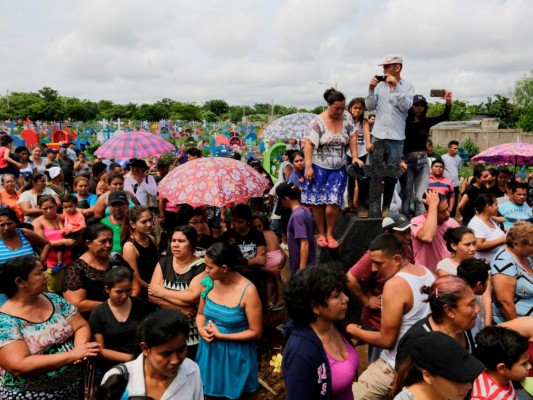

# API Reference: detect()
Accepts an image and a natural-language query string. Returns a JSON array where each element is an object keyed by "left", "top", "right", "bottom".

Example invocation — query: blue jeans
[{"left": 400, "top": 153, "right": 429, "bottom": 218}]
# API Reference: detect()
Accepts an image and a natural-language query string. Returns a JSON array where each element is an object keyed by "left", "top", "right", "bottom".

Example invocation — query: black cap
[
  {"left": 275, "top": 181, "right": 300, "bottom": 201},
  {"left": 108, "top": 190, "right": 128, "bottom": 205},
  {"left": 410, "top": 332, "right": 484, "bottom": 383},
  {"left": 413, "top": 94, "right": 427, "bottom": 105},
  {"left": 46, "top": 148, "right": 59, "bottom": 155},
  {"left": 382, "top": 213, "right": 411, "bottom": 232}
]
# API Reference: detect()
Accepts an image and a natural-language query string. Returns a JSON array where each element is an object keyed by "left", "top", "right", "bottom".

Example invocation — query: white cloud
[{"left": 0, "top": 0, "right": 531, "bottom": 109}]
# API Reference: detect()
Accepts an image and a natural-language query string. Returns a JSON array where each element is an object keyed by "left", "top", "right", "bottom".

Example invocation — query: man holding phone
[{"left": 366, "top": 54, "right": 414, "bottom": 216}]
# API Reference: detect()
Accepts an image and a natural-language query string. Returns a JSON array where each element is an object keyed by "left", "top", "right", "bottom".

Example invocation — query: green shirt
[{"left": 101, "top": 216, "right": 122, "bottom": 254}]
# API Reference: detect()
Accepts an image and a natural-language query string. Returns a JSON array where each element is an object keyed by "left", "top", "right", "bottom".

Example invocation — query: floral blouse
[{"left": 0, "top": 293, "right": 82, "bottom": 398}]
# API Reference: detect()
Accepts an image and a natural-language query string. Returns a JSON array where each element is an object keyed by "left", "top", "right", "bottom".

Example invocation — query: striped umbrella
[{"left": 94, "top": 130, "right": 175, "bottom": 159}]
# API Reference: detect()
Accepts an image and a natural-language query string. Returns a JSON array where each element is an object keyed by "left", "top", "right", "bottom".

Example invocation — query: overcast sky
[{"left": 1, "top": 0, "right": 531, "bottom": 109}]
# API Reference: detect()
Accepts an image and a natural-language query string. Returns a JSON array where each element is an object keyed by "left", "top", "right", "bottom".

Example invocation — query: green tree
[
  {"left": 427, "top": 100, "right": 472, "bottom": 121},
  {"left": 203, "top": 100, "right": 229, "bottom": 117},
  {"left": 34, "top": 87, "right": 65, "bottom": 120}
]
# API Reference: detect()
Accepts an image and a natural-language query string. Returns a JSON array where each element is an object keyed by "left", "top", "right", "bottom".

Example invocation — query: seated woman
[
  {"left": 196, "top": 242, "right": 263, "bottom": 399},
  {"left": 63, "top": 224, "right": 139, "bottom": 319},
  {"left": 89, "top": 263, "right": 150, "bottom": 379},
  {"left": 0, "top": 255, "right": 101, "bottom": 399},
  {"left": 392, "top": 332, "right": 484, "bottom": 400},
  {"left": 101, "top": 309, "right": 203, "bottom": 400},
  {"left": 395, "top": 275, "right": 480, "bottom": 369}
]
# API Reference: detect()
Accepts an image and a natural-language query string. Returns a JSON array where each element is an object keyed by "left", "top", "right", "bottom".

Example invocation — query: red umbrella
[
  {"left": 94, "top": 130, "right": 175, "bottom": 159},
  {"left": 158, "top": 157, "right": 270, "bottom": 207}
]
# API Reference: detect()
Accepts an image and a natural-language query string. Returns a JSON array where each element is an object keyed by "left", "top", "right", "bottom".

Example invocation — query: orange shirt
[{"left": 0, "top": 189, "right": 23, "bottom": 222}]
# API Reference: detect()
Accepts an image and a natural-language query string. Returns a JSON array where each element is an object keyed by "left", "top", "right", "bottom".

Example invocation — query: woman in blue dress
[{"left": 195, "top": 242, "right": 262, "bottom": 399}]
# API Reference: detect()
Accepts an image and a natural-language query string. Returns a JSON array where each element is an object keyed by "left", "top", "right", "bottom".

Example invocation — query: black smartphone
[
  {"left": 430, "top": 89, "right": 445, "bottom": 97},
  {"left": 375, "top": 75, "right": 387, "bottom": 82}
]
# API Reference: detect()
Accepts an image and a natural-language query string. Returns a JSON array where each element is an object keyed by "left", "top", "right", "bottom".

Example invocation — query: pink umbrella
[
  {"left": 158, "top": 157, "right": 270, "bottom": 207},
  {"left": 471, "top": 142, "right": 533, "bottom": 166},
  {"left": 94, "top": 130, "right": 175, "bottom": 159}
]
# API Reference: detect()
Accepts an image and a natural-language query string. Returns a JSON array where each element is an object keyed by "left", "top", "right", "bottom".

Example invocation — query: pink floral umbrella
[
  {"left": 94, "top": 130, "right": 175, "bottom": 159},
  {"left": 471, "top": 142, "right": 533, "bottom": 166},
  {"left": 158, "top": 157, "right": 270, "bottom": 207}
]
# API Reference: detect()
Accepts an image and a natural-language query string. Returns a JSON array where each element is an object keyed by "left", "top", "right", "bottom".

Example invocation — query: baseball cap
[
  {"left": 275, "top": 181, "right": 300, "bottom": 201},
  {"left": 46, "top": 148, "right": 59, "bottom": 155},
  {"left": 382, "top": 213, "right": 411, "bottom": 232},
  {"left": 378, "top": 54, "right": 403, "bottom": 65},
  {"left": 410, "top": 332, "right": 484, "bottom": 383},
  {"left": 413, "top": 94, "right": 427, "bottom": 105},
  {"left": 46, "top": 166, "right": 62, "bottom": 180},
  {"left": 274, "top": 181, "right": 301, "bottom": 216},
  {"left": 108, "top": 190, "right": 128, "bottom": 205}
]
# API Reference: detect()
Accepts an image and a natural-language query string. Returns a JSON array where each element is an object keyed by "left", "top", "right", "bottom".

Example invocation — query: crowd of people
[{"left": 0, "top": 52, "right": 532, "bottom": 400}]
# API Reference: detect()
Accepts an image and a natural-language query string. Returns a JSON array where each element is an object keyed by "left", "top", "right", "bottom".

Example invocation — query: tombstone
[
  {"left": 347, "top": 141, "right": 404, "bottom": 218},
  {"left": 21, "top": 129, "right": 39, "bottom": 147},
  {"left": 318, "top": 140, "right": 403, "bottom": 272}
]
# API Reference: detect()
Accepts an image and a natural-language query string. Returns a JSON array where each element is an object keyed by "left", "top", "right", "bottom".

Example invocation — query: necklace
[{"left": 173, "top": 256, "right": 196, "bottom": 280}]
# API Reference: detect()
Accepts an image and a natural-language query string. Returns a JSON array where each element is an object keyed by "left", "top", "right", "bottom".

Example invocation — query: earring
[{"left": 314, "top": 310, "right": 320, "bottom": 316}]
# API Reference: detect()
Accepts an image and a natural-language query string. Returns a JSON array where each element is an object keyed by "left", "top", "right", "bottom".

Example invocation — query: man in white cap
[{"left": 366, "top": 54, "right": 414, "bottom": 216}]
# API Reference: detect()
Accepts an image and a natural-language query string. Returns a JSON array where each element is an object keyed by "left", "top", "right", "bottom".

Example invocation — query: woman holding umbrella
[{"left": 302, "top": 88, "right": 362, "bottom": 249}]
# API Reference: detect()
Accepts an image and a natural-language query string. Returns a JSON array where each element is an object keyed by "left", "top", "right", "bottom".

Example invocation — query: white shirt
[
  {"left": 123, "top": 175, "right": 158, "bottom": 206},
  {"left": 468, "top": 215, "right": 505, "bottom": 262},
  {"left": 102, "top": 354, "right": 203, "bottom": 400}
]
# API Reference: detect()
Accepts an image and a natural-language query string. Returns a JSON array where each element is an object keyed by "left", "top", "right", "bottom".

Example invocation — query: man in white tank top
[{"left": 347, "top": 234, "right": 435, "bottom": 399}]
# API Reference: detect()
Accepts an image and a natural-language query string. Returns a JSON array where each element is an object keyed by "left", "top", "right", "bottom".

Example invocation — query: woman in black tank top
[{"left": 122, "top": 206, "right": 159, "bottom": 300}]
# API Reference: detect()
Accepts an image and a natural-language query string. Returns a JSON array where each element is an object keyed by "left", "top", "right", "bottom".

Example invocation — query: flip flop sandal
[
  {"left": 327, "top": 238, "right": 339, "bottom": 249},
  {"left": 317, "top": 236, "right": 329, "bottom": 248}
]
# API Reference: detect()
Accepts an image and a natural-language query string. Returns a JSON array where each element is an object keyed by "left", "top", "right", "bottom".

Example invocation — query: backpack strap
[{"left": 114, "top": 363, "right": 129, "bottom": 382}]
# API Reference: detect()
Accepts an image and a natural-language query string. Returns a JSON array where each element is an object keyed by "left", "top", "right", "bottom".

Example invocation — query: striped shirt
[
  {"left": 0, "top": 229, "right": 35, "bottom": 264},
  {"left": 471, "top": 371, "right": 515, "bottom": 399}
]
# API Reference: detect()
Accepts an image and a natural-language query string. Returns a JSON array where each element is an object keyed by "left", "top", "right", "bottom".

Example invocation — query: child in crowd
[
  {"left": 457, "top": 258, "right": 492, "bottom": 335},
  {"left": 57, "top": 195, "right": 86, "bottom": 268},
  {"left": 472, "top": 326, "right": 530, "bottom": 399},
  {"left": 0, "top": 135, "right": 22, "bottom": 177}
]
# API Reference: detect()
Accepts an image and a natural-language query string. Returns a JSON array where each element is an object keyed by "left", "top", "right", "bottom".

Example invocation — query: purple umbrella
[
  {"left": 94, "top": 130, "right": 175, "bottom": 159},
  {"left": 471, "top": 142, "right": 533, "bottom": 167}
]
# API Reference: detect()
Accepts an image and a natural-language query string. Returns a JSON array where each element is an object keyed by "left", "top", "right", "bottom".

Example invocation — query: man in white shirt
[
  {"left": 441, "top": 140, "right": 463, "bottom": 218},
  {"left": 123, "top": 159, "right": 158, "bottom": 207},
  {"left": 366, "top": 54, "right": 414, "bottom": 216}
]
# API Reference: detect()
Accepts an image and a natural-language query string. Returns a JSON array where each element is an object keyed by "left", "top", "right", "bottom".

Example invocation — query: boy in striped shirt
[{"left": 472, "top": 326, "right": 530, "bottom": 399}]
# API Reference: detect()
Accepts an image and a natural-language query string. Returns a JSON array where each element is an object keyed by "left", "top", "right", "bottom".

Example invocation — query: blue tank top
[
  {"left": 0, "top": 229, "right": 35, "bottom": 264},
  {"left": 0, "top": 229, "right": 35, "bottom": 305}
]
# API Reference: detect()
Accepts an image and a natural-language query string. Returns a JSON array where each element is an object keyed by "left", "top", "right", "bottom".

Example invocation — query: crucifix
[{"left": 347, "top": 141, "right": 404, "bottom": 219}]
